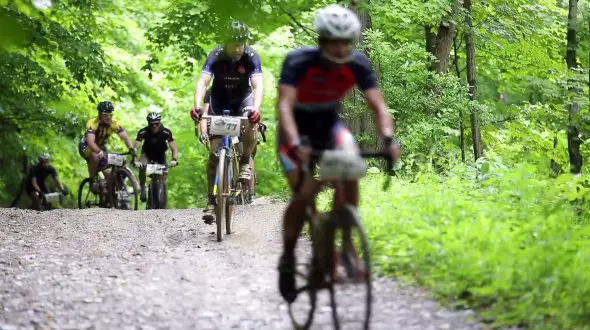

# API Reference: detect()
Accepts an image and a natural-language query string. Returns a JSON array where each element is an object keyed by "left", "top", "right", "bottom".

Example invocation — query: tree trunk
[
  {"left": 453, "top": 34, "right": 466, "bottom": 162},
  {"left": 566, "top": 0, "right": 582, "bottom": 174},
  {"left": 426, "top": 1, "right": 459, "bottom": 73},
  {"left": 464, "top": 0, "right": 483, "bottom": 160},
  {"left": 342, "top": 0, "right": 378, "bottom": 151}
]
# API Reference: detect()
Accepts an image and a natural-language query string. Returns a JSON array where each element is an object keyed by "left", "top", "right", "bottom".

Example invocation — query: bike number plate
[
  {"left": 209, "top": 116, "right": 240, "bottom": 137},
  {"left": 107, "top": 154, "right": 125, "bottom": 166},
  {"left": 44, "top": 192, "right": 61, "bottom": 203},
  {"left": 146, "top": 164, "right": 164, "bottom": 175},
  {"left": 318, "top": 150, "right": 368, "bottom": 181}
]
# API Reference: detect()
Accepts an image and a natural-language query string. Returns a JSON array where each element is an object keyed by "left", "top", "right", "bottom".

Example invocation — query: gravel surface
[{"left": 0, "top": 200, "right": 484, "bottom": 330}]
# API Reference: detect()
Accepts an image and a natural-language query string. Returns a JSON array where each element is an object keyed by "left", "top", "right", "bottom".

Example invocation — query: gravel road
[{"left": 0, "top": 199, "right": 483, "bottom": 330}]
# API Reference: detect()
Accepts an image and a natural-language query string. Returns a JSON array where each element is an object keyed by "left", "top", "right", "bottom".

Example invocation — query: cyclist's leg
[
  {"left": 80, "top": 141, "right": 101, "bottom": 193},
  {"left": 25, "top": 186, "right": 41, "bottom": 210},
  {"left": 331, "top": 122, "right": 360, "bottom": 207},
  {"left": 205, "top": 136, "right": 222, "bottom": 211},
  {"left": 277, "top": 132, "right": 317, "bottom": 303},
  {"left": 237, "top": 94, "right": 257, "bottom": 180}
]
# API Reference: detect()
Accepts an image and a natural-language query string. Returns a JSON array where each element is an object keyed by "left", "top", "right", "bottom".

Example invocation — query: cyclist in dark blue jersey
[
  {"left": 276, "top": 4, "right": 401, "bottom": 303},
  {"left": 190, "top": 21, "right": 264, "bottom": 218}
]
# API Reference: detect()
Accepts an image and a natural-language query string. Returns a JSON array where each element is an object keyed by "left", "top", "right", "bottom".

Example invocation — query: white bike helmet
[
  {"left": 314, "top": 5, "right": 361, "bottom": 41},
  {"left": 314, "top": 4, "right": 361, "bottom": 63}
]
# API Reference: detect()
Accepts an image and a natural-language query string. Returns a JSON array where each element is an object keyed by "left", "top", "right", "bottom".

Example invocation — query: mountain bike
[
  {"left": 288, "top": 141, "right": 393, "bottom": 330},
  {"left": 139, "top": 162, "right": 176, "bottom": 209},
  {"left": 78, "top": 151, "right": 139, "bottom": 210},
  {"left": 200, "top": 111, "right": 253, "bottom": 242}
]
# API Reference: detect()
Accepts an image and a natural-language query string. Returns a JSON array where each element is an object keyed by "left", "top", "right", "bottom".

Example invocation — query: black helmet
[
  {"left": 147, "top": 112, "right": 161, "bottom": 123},
  {"left": 97, "top": 101, "right": 114, "bottom": 114},
  {"left": 225, "top": 21, "right": 252, "bottom": 43}
]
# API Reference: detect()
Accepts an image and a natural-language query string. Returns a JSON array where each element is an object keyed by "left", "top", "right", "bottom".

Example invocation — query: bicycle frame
[{"left": 201, "top": 112, "right": 250, "bottom": 241}]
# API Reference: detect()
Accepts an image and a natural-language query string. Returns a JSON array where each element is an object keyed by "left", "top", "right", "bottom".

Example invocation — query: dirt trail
[{"left": 0, "top": 202, "right": 481, "bottom": 329}]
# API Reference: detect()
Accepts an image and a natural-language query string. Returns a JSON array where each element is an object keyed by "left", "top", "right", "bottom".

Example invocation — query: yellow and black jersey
[{"left": 83, "top": 117, "right": 125, "bottom": 146}]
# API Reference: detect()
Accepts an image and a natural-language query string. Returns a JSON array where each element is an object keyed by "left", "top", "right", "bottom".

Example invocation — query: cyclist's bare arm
[
  {"left": 132, "top": 140, "right": 142, "bottom": 161},
  {"left": 132, "top": 140, "right": 142, "bottom": 150},
  {"left": 118, "top": 130, "right": 134, "bottom": 149},
  {"left": 86, "top": 134, "right": 102, "bottom": 154},
  {"left": 251, "top": 74, "right": 264, "bottom": 110},
  {"left": 53, "top": 177, "right": 65, "bottom": 190},
  {"left": 31, "top": 177, "right": 41, "bottom": 192},
  {"left": 194, "top": 74, "right": 213, "bottom": 109},
  {"left": 200, "top": 101, "right": 211, "bottom": 132},
  {"left": 169, "top": 140, "right": 178, "bottom": 160},
  {"left": 363, "top": 88, "right": 395, "bottom": 138},
  {"left": 277, "top": 84, "right": 299, "bottom": 145}
]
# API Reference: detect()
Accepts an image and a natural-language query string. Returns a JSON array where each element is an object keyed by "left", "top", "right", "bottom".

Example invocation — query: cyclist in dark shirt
[
  {"left": 275, "top": 4, "right": 401, "bottom": 302},
  {"left": 133, "top": 112, "right": 178, "bottom": 202},
  {"left": 25, "top": 153, "right": 68, "bottom": 210},
  {"left": 190, "top": 21, "right": 264, "bottom": 218}
]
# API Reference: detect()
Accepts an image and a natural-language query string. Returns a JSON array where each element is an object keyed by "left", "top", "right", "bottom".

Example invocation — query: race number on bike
[
  {"left": 317, "top": 150, "right": 368, "bottom": 181},
  {"left": 146, "top": 164, "right": 166, "bottom": 175},
  {"left": 107, "top": 153, "right": 126, "bottom": 166},
  {"left": 209, "top": 116, "right": 241, "bottom": 137}
]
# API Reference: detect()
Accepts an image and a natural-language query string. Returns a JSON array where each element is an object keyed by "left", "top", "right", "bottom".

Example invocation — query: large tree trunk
[
  {"left": 425, "top": 1, "right": 459, "bottom": 73},
  {"left": 464, "top": 0, "right": 483, "bottom": 160},
  {"left": 566, "top": 0, "right": 582, "bottom": 174}
]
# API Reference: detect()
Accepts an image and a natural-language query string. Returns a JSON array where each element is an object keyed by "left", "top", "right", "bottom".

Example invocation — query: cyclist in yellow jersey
[{"left": 78, "top": 101, "right": 136, "bottom": 189}]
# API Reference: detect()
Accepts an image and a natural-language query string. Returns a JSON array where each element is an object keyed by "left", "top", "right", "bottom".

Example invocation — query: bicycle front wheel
[
  {"left": 148, "top": 180, "right": 161, "bottom": 209},
  {"left": 215, "top": 148, "right": 227, "bottom": 242},
  {"left": 78, "top": 178, "right": 101, "bottom": 209},
  {"left": 111, "top": 168, "right": 139, "bottom": 210},
  {"left": 225, "top": 155, "right": 235, "bottom": 235},
  {"left": 329, "top": 204, "right": 373, "bottom": 330}
]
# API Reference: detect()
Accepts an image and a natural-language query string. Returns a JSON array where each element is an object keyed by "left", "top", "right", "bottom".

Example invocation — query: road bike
[
  {"left": 288, "top": 140, "right": 393, "bottom": 330},
  {"left": 200, "top": 111, "right": 255, "bottom": 241},
  {"left": 78, "top": 151, "right": 139, "bottom": 210},
  {"left": 138, "top": 162, "right": 176, "bottom": 209}
]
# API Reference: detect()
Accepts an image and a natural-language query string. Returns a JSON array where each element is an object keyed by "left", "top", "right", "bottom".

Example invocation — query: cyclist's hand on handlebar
[
  {"left": 97, "top": 150, "right": 105, "bottom": 159},
  {"left": 248, "top": 108, "right": 260, "bottom": 124},
  {"left": 168, "top": 159, "right": 178, "bottom": 167},
  {"left": 291, "top": 145, "right": 312, "bottom": 165},
  {"left": 190, "top": 107, "right": 202, "bottom": 121},
  {"left": 61, "top": 187, "right": 69, "bottom": 196},
  {"left": 383, "top": 136, "right": 401, "bottom": 165},
  {"left": 134, "top": 161, "right": 143, "bottom": 168}
]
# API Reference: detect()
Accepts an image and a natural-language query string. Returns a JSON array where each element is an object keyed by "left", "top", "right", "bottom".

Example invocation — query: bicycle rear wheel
[
  {"left": 215, "top": 148, "right": 227, "bottom": 242},
  {"left": 78, "top": 178, "right": 101, "bottom": 209},
  {"left": 328, "top": 204, "right": 373, "bottom": 330}
]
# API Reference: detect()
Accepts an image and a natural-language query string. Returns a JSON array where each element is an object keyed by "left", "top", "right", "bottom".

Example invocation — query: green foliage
[
  {"left": 362, "top": 30, "right": 489, "bottom": 168},
  {"left": 2, "top": 0, "right": 590, "bottom": 327},
  {"left": 318, "top": 165, "right": 590, "bottom": 329}
]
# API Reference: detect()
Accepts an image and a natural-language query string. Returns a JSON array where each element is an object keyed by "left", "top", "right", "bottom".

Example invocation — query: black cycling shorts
[{"left": 208, "top": 93, "right": 253, "bottom": 116}]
